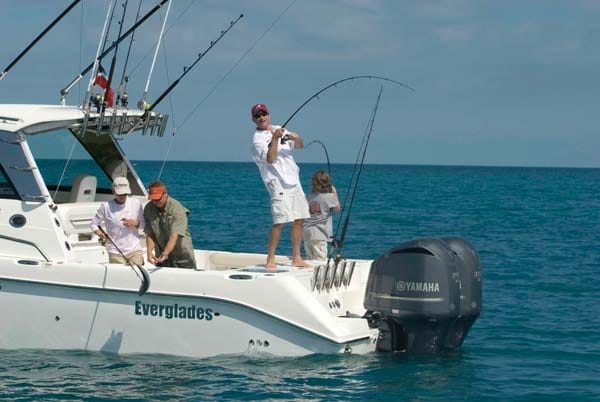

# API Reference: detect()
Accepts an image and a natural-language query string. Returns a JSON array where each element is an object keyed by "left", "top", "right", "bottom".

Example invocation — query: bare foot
[
  {"left": 265, "top": 261, "right": 277, "bottom": 272},
  {"left": 291, "top": 259, "right": 311, "bottom": 268}
]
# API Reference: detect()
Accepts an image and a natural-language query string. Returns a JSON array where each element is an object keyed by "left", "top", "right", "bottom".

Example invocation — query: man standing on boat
[
  {"left": 144, "top": 180, "right": 196, "bottom": 269},
  {"left": 91, "top": 177, "right": 145, "bottom": 265},
  {"left": 251, "top": 103, "right": 310, "bottom": 271}
]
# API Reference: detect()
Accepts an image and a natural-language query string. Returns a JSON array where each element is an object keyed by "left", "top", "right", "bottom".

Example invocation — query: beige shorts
[
  {"left": 266, "top": 180, "right": 310, "bottom": 225},
  {"left": 108, "top": 250, "right": 144, "bottom": 266}
]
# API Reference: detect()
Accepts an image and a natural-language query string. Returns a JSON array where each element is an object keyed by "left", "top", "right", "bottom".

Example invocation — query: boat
[
  {"left": 0, "top": 1, "right": 481, "bottom": 358},
  {"left": 0, "top": 103, "right": 482, "bottom": 357}
]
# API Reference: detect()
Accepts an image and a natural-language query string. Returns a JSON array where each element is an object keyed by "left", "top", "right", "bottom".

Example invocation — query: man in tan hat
[
  {"left": 143, "top": 180, "right": 196, "bottom": 268},
  {"left": 250, "top": 103, "right": 310, "bottom": 271},
  {"left": 91, "top": 176, "right": 145, "bottom": 265}
]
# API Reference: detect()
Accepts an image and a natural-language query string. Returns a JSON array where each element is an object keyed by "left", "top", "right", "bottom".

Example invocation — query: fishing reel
[
  {"left": 280, "top": 134, "right": 290, "bottom": 145},
  {"left": 120, "top": 92, "right": 129, "bottom": 108}
]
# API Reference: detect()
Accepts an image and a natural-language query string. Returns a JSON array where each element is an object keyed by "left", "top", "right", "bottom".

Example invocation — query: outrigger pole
[
  {"left": 0, "top": 0, "right": 81, "bottom": 82},
  {"left": 142, "top": 13, "right": 244, "bottom": 114},
  {"left": 138, "top": 0, "right": 173, "bottom": 108},
  {"left": 60, "top": 0, "right": 170, "bottom": 103}
]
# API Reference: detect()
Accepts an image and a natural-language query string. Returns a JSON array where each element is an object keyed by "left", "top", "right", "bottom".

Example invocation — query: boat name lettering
[
  {"left": 134, "top": 301, "right": 213, "bottom": 320},
  {"left": 396, "top": 281, "right": 440, "bottom": 293}
]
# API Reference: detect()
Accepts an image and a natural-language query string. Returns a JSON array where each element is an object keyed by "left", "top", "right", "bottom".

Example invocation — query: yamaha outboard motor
[{"left": 364, "top": 237, "right": 482, "bottom": 354}]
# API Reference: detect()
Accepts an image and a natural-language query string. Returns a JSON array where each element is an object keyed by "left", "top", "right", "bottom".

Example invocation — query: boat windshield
[{"left": 28, "top": 130, "right": 112, "bottom": 193}]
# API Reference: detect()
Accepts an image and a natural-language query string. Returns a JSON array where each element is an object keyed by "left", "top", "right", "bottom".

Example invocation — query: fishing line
[
  {"left": 328, "top": 86, "right": 384, "bottom": 266},
  {"left": 52, "top": 141, "right": 78, "bottom": 201},
  {"left": 121, "top": 14, "right": 244, "bottom": 137},
  {"left": 175, "top": 0, "right": 297, "bottom": 132},
  {"left": 157, "top": 31, "right": 178, "bottom": 180},
  {"left": 125, "top": 0, "right": 197, "bottom": 78},
  {"left": 145, "top": 14, "right": 243, "bottom": 114},
  {"left": 77, "top": 0, "right": 84, "bottom": 102}
]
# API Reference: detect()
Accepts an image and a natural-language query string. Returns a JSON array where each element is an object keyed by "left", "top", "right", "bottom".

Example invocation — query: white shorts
[{"left": 266, "top": 180, "right": 310, "bottom": 225}]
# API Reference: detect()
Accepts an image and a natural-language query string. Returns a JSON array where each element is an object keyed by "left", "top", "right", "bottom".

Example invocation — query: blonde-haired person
[{"left": 303, "top": 170, "right": 340, "bottom": 260}]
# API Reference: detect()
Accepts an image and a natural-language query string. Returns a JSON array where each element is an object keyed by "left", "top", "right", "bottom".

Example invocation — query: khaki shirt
[{"left": 144, "top": 197, "right": 196, "bottom": 268}]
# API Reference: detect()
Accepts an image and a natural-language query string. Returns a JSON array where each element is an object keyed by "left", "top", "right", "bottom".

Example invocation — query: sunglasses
[{"left": 253, "top": 112, "right": 268, "bottom": 119}]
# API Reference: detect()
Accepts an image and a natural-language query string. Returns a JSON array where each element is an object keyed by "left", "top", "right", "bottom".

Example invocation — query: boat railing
[
  {"left": 76, "top": 109, "right": 168, "bottom": 137},
  {"left": 0, "top": 233, "right": 51, "bottom": 262}
]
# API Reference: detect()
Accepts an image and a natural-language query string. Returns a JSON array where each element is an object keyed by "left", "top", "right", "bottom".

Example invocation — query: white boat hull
[{"left": 0, "top": 257, "right": 378, "bottom": 357}]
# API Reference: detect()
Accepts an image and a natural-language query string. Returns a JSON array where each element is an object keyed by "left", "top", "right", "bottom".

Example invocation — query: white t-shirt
[
  {"left": 251, "top": 125, "right": 301, "bottom": 187},
  {"left": 90, "top": 197, "right": 145, "bottom": 255}
]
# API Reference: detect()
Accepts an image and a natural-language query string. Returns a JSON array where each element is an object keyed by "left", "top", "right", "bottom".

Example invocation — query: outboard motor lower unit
[{"left": 364, "top": 237, "right": 482, "bottom": 354}]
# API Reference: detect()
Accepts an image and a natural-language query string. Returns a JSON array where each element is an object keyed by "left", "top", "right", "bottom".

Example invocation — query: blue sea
[{"left": 2, "top": 161, "right": 599, "bottom": 401}]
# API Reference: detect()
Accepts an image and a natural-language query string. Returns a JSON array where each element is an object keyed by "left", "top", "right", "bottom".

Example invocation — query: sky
[{"left": 0, "top": 0, "right": 599, "bottom": 168}]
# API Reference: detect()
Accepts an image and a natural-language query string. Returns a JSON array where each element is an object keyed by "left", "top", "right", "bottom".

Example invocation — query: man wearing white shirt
[
  {"left": 251, "top": 103, "right": 310, "bottom": 271},
  {"left": 91, "top": 177, "right": 145, "bottom": 265}
]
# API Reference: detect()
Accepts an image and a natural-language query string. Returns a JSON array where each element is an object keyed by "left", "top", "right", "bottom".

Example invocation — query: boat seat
[{"left": 69, "top": 174, "right": 97, "bottom": 202}]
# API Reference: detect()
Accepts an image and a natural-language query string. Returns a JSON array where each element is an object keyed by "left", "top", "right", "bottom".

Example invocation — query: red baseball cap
[{"left": 251, "top": 104, "right": 269, "bottom": 116}]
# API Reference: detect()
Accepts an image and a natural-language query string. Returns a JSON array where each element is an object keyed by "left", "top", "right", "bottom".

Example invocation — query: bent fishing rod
[
  {"left": 328, "top": 86, "right": 384, "bottom": 267},
  {"left": 279, "top": 75, "right": 412, "bottom": 145},
  {"left": 98, "top": 225, "right": 150, "bottom": 296},
  {"left": 0, "top": 0, "right": 81, "bottom": 82},
  {"left": 280, "top": 75, "right": 413, "bottom": 143},
  {"left": 304, "top": 140, "right": 331, "bottom": 176},
  {"left": 141, "top": 13, "right": 244, "bottom": 114},
  {"left": 61, "top": 0, "right": 170, "bottom": 102}
]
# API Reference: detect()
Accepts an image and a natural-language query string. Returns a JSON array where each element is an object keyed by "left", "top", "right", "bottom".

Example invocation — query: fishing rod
[
  {"left": 61, "top": 0, "right": 170, "bottom": 103},
  {"left": 0, "top": 0, "right": 82, "bottom": 81},
  {"left": 116, "top": 0, "right": 143, "bottom": 108},
  {"left": 304, "top": 140, "right": 331, "bottom": 176},
  {"left": 141, "top": 13, "right": 244, "bottom": 114},
  {"left": 279, "top": 75, "right": 413, "bottom": 145},
  {"left": 283, "top": 75, "right": 413, "bottom": 127},
  {"left": 98, "top": 226, "right": 150, "bottom": 296},
  {"left": 101, "top": 0, "right": 131, "bottom": 109},
  {"left": 327, "top": 86, "right": 384, "bottom": 266},
  {"left": 82, "top": 0, "right": 115, "bottom": 112}
]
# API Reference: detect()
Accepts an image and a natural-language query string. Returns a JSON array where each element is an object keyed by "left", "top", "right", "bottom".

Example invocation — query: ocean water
[{"left": 2, "top": 161, "right": 599, "bottom": 401}]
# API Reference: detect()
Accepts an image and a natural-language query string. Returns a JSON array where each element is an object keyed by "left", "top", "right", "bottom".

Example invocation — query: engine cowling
[{"left": 364, "top": 237, "right": 481, "bottom": 353}]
